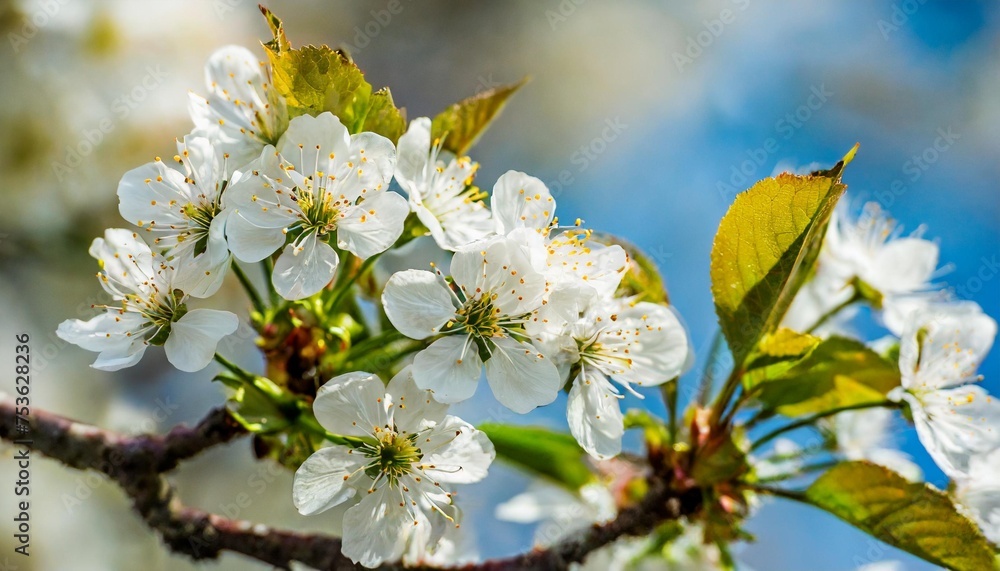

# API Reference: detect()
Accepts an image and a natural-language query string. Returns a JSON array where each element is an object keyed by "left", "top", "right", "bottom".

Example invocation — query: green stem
[
  {"left": 661, "top": 380, "right": 679, "bottom": 444},
  {"left": 232, "top": 262, "right": 266, "bottom": 314},
  {"left": 805, "top": 292, "right": 860, "bottom": 335},
  {"left": 696, "top": 329, "right": 725, "bottom": 406},
  {"left": 708, "top": 366, "right": 744, "bottom": 428},
  {"left": 750, "top": 401, "right": 895, "bottom": 452},
  {"left": 747, "top": 484, "right": 808, "bottom": 503},
  {"left": 260, "top": 257, "right": 280, "bottom": 306},
  {"left": 345, "top": 329, "right": 407, "bottom": 361},
  {"left": 755, "top": 460, "right": 838, "bottom": 484},
  {"left": 214, "top": 353, "right": 254, "bottom": 382}
]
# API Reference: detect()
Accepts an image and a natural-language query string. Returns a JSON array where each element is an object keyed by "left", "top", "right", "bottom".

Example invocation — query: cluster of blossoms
[
  {"left": 776, "top": 200, "right": 1000, "bottom": 543},
  {"left": 56, "top": 43, "right": 692, "bottom": 567}
]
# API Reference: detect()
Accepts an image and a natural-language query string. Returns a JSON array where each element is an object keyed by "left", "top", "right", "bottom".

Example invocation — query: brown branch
[{"left": 0, "top": 395, "right": 701, "bottom": 570}]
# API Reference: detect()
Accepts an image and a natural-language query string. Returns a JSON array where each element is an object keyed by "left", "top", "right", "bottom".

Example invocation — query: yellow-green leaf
[
  {"left": 479, "top": 423, "right": 593, "bottom": 490},
  {"left": 759, "top": 328, "right": 821, "bottom": 358},
  {"left": 431, "top": 78, "right": 528, "bottom": 156},
  {"left": 806, "top": 462, "right": 997, "bottom": 571},
  {"left": 266, "top": 44, "right": 373, "bottom": 128},
  {"left": 752, "top": 336, "right": 900, "bottom": 416},
  {"left": 361, "top": 87, "right": 407, "bottom": 144},
  {"left": 710, "top": 145, "right": 857, "bottom": 365},
  {"left": 259, "top": 5, "right": 290, "bottom": 54}
]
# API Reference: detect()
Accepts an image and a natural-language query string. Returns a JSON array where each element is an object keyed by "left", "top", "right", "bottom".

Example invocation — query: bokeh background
[{"left": 1, "top": 1, "right": 997, "bottom": 569}]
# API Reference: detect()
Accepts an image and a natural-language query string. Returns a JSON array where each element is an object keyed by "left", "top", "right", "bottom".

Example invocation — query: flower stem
[
  {"left": 749, "top": 401, "right": 895, "bottom": 452},
  {"left": 260, "top": 257, "right": 280, "bottom": 306},
  {"left": 696, "top": 329, "right": 726, "bottom": 406},
  {"left": 804, "top": 291, "right": 861, "bottom": 335},
  {"left": 232, "top": 262, "right": 266, "bottom": 314},
  {"left": 661, "top": 380, "right": 679, "bottom": 444},
  {"left": 214, "top": 353, "right": 254, "bottom": 382}
]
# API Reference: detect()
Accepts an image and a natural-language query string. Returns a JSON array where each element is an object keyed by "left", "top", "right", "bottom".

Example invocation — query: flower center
[
  {"left": 364, "top": 432, "right": 422, "bottom": 484},
  {"left": 294, "top": 179, "right": 346, "bottom": 237},
  {"left": 180, "top": 202, "right": 220, "bottom": 256},
  {"left": 454, "top": 294, "right": 505, "bottom": 339}
]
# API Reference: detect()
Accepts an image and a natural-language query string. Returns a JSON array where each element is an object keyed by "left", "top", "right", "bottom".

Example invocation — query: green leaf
[
  {"left": 752, "top": 336, "right": 901, "bottom": 417},
  {"left": 806, "top": 461, "right": 998, "bottom": 571},
  {"left": 692, "top": 433, "right": 748, "bottom": 486},
  {"left": 478, "top": 423, "right": 593, "bottom": 490},
  {"left": 266, "top": 44, "right": 373, "bottom": 129},
  {"left": 259, "top": 5, "right": 290, "bottom": 54},
  {"left": 710, "top": 145, "right": 857, "bottom": 365},
  {"left": 758, "top": 328, "right": 821, "bottom": 358},
  {"left": 361, "top": 87, "right": 407, "bottom": 144},
  {"left": 431, "top": 78, "right": 528, "bottom": 156}
]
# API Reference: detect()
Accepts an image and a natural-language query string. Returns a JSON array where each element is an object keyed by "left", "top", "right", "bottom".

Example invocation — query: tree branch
[{"left": 0, "top": 395, "right": 702, "bottom": 570}]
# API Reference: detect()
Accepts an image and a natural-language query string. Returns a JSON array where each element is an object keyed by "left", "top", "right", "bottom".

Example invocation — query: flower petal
[
  {"left": 492, "top": 170, "right": 555, "bottom": 235},
  {"left": 395, "top": 117, "right": 432, "bottom": 193},
  {"left": 411, "top": 336, "right": 482, "bottom": 404},
  {"left": 163, "top": 309, "right": 239, "bottom": 372},
  {"left": 908, "top": 385, "right": 1000, "bottom": 478},
  {"left": 567, "top": 369, "right": 624, "bottom": 459},
  {"left": 419, "top": 415, "right": 495, "bottom": 484},
  {"left": 341, "top": 484, "right": 412, "bottom": 568},
  {"left": 277, "top": 112, "right": 351, "bottom": 178},
  {"left": 484, "top": 336, "right": 560, "bottom": 413},
  {"left": 313, "top": 371, "right": 389, "bottom": 437},
  {"left": 271, "top": 235, "right": 340, "bottom": 300},
  {"left": 337, "top": 191, "right": 409, "bottom": 259},
  {"left": 293, "top": 445, "right": 364, "bottom": 515},
  {"left": 381, "top": 269, "right": 456, "bottom": 340},
  {"left": 386, "top": 366, "right": 449, "bottom": 432},
  {"left": 225, "top": 212, "right": 287, "bottom": 263}
]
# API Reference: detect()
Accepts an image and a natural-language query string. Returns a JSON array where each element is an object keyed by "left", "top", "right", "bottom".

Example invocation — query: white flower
[
  {"left": 381, "top": 235, "right": 561, "bottom": 413},
  {"left": 572, "top": 523, "right": 732, "bottom": 571},
  {"left": 292, "top": 368, "right": 494, "bottom": 568},
  {"left": 954, "top": 448, "right": 1000, "bottom": 544},
  {"left": 496, "top": 480, "right": 616, "bottom": 547},
  {"left": 189, "top": 45, "right": 287, "bottom": 169},
  {"left": 831, "top": 408, "right": 922, "bottom": 482},
  {"left": 117, "top": 135, "right": 233, "bottom": 298},
  {"left": 56, "top": 229, "right": 238, "bottom": 372},
  {"left": 402, "top": 521, "right": 480, "bottom": 567},
  {"left": 394, "top": 118, "right": 493, "bottom": 250},
  {"left": 530, "top": 287, "right": 690, "bottom": 458},
  {"left": 491, "top": 171, "right": 629, "bottom": 298},
  {"left": 809, "top": 201, "right": 942, "bottom": 335},
  {"left": 888, "top": 302, "right": 1000, "bottom": 478},
  {"left": 224, "top": 112, "right": 408, "bottom": 300}
]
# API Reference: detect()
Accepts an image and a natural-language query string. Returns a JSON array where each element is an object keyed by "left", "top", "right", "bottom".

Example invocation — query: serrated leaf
[
  {"left": 431, "top": 78, "right": 528, "bottom": 156},
  {"left": 710, "top": 146, "right": 857, "bottom": 365},
  {"left": 361, "top": 87, "right": 406, "bottom": 144},
  {"left": 266, "top": 44, "right": 373, "bottom": 128},
  {"left": 806, "top": 461, "right": 997, "bottom": 571},
  {"left": 259, "top": 5, "right": 290, "bottom": 54},
  {"left": 478, "top": 423, "right": 593, "bottom": 490},
  {"left": 752, "top": 336, "right": 901, "bottom": 417}
]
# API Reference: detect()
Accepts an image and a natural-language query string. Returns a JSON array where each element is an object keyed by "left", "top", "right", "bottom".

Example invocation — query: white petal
[
  {"left": 163, "top": 309, "right": 239, "bottom": 372},
  {"left": 869, "top": 237, "right": 938, "bottom": 294},
  {"left": 484, "top": 336, "right": 561, "bottom": 413},
  {"left": 546, "top": 231, "right": 628, "bottom": 298},
  {"left": 567, "top": 369, "right": 624, "bottom": 459},
  {"left": 909, "top": 385, "right": 1000, "bottom": 478},
  {"left": 313, "top": 371, "right": 389, "bottom": 437},
  {"left": 596, "top": 302, "right": 690, "bottom": 388},
  {"left": 56, "top": 311, "right": 146, "bottom": 352},
  {"left": 411, "top": 336, "right": 482, "bottom": 403},
  {"left": 172, "top": 212, "right": 233, "bottom": 298},
  {"left": 225, "top": 212, "right": 287, "bottom": 263},
  {"left": 292, "top": 445, "right": 363, "bottom": 515},
  {"left": 492, "top": 170, "right": 555, "bottom": 234},
  {"left": 117, "top": 161, "right": 191, "bottom": 229},
  {"left": 277, "top": 112, "right": 351, "bottom": 178},
  {"left": 900, "top": 304, "right": 997, "bottom": 391},
  {"left": 386, "top": 366, "right": 449, "bottom": 432},
  {"left": 336, "top": 131, "right": 397, "bottom": 202},
  {"left": 90, "top": 229, "right": 160, "bottom": 297},
  {"left": 272, "top": 236, "right": 340, "bottom": 300},
  {"left": 381, "top": 270, "right": 456, "bottom": 340},
  {"left": 341, "top": 484, "right": 412, "bottom": 568},
  {"left": 337, "top": 191, "right": 409, "bottom": 259},
  {"left": 419, "top": 416, "right": 495, "bottom": 484},
  {"left": 394, "top": 117, "right": 432, "bottom": 192},
  {"left": 91, "top": 341, "right": 148, "bottom": 372}
]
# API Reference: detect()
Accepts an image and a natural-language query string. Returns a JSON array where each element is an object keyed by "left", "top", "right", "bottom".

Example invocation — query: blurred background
[{"left": 0, "top": 1, "right": 997, "bottom": 569}]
